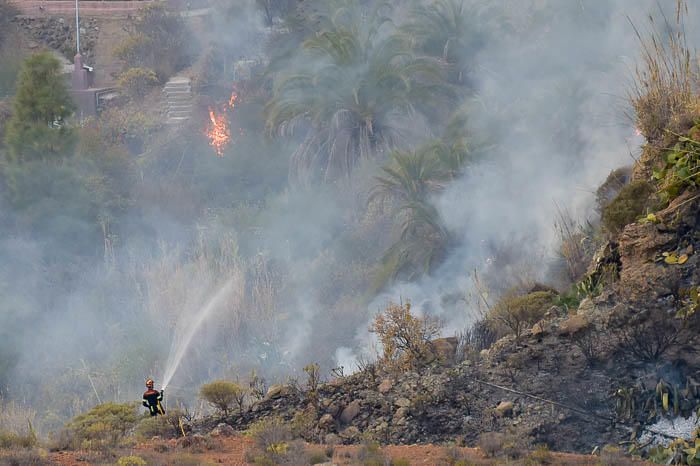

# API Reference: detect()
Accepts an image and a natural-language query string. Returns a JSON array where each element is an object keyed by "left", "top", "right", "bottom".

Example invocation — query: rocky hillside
[{"left": 191, "top": 157, "right": 700, "bottom": 458}]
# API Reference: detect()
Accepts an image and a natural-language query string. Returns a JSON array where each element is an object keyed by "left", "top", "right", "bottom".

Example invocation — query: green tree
[
  {"left": 4, "top": 52, "right": 75, "bottom": 161},
  {"left": 200, "top": 380, "right": 247, "bottom": 415},
  {"left": 401, "top": 0, "right": 484, "bottom": 86},
  {"left": 370, "top": 111, "right": 470, "bottom": 283},
  {"left": 265, "top": 1, "right": 453, "bottom": 181},
  {"left": 371, "top": 147, "right": 452, "bottom": 281}
]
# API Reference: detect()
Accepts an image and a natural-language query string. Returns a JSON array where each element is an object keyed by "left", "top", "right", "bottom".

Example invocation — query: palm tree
[
  {"left": 400, "top": 0, "right": 484, "bottom": 87},
  {"left": 369, "top": 108, "right": 471, "bottom": 283},
  {"left": 369, "top": 148, "right": 444, "bottom": 206},
  {"left": 264, "top": 1, "right": 452, "bottom": 182},
  {"left": 369, "top": 147, "right": 450, "bottom": 281}
]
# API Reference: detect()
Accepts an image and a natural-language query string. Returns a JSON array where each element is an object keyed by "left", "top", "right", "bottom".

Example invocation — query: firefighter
[{"left": 142, "top": 378, "right": 165, "bottom": 416}]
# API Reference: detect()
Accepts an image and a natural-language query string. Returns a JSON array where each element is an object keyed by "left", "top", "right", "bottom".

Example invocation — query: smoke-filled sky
[{"left": 2, "top": 0, "right": 698, "bottom": 429}]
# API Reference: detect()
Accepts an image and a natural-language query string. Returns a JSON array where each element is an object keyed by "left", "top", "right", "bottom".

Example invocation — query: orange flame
[{"left": 207, "top": 108, "right": 230, "bottom": 157}]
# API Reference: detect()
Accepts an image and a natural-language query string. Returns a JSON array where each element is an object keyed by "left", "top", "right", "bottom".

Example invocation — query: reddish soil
[{"left": 40, "top": 435, "right": 649, "bottom": 465}]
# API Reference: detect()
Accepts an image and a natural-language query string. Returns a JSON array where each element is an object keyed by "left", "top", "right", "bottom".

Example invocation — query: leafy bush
[
  {"left": 525, "top": 444, "right": 553, "bottom": 465},
  {"left": 595, "top": 167, "right": 632, "bottom": 213},
  {"left": 200, "top": 380, "right": 247, "bottom": 415},
  {"left": 97, "top": 107, "right": 160, "bottom": 154},
  {"left": 303, "top": 363, "right": 321, "bottom": 393},
  {"left": 113, "top": 34, "right": 153, "bottom": 69},
  {"left": 356, "top": 440, "right": 388, "bottom": 466},
  {"left": 246, "top": 417, "right": 299, "bottom": 465},
  {"left": 601, "top": 180, "right": 655, "bottom": 236},
  {"left": 0, "top": 429, "right": 37, "bottom": 449},
  {"left": 307, "top": 448, "right": 330, "bottom": 465},
  {"left": 117, "top": 67, "right": 159, "bottom": 99},
  {"left": 116, "top": 456, "right": 147, "bottom": 466},
  {"left": 113, "top": 4, "right": 195, "bottom": 80},
  {"left": 135, "top": 409, "right": 185, "bottom": 440},
  {"left": 370, "top": 301, "right": 442, "bottom": 371},
  {"left": 486, "top": 291, "right": 556, "bottom": 340},
  {"left": 247, "top": 417, "right": 292, "bottom": 455},
  {"left": 55, "top": 402, "right": 139, "bottom": 450},
  {"left": 0, "top": 449, "right": 51, "bottom": 466},
  {"left": 652, "top": 128, "right": 700, "bottom": 203},
  {"left": 478, "top": 432, "right": 505, "bottom": 458},
  {"left": 4, "top": 52, "right": 76, "bottom": 161}
]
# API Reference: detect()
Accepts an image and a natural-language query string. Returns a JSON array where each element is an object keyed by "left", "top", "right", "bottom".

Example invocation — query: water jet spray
[{"left": 160, "top": 278, "right": 235, "bottom": 390}]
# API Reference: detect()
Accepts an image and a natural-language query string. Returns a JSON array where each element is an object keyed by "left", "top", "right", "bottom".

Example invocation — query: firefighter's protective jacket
[{"left": 142, "top": 389, "right": 165, "bottom": 416}]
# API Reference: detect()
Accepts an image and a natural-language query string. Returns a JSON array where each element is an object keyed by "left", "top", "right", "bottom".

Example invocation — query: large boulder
[
  {"left": 495, "top": 401, "right": 514, "bottom": 417},
  {"left": 265, "top": 384, "right": 288, "bottom": 400},
  {"left": 210, "top": 423, "right": 235, "bottom": 438},
  {"left": 339, "top": 400, "right": 361, "bottom": 424},
  {"left": 429, "top": 337, "right": 459, "bottom": 364}
]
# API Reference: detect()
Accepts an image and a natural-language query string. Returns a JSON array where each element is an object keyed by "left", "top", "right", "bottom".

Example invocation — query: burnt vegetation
[{"left": 2, "top": 0, "right": 700, "bottom": 464}]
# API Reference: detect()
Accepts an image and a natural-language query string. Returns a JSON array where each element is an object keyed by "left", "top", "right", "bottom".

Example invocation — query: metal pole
[{"left": 75, "top": 0, "right": 80, "bottom": 54}]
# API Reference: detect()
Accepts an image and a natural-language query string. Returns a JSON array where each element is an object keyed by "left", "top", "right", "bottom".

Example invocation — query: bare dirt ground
[{"left": 35, "top": 435, "right": 651, "bottom": 465}]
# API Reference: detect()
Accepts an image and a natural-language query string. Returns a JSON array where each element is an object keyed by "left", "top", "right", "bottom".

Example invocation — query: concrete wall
[{"left": 10, "top": 1, "right": 155, "bottom": 16}]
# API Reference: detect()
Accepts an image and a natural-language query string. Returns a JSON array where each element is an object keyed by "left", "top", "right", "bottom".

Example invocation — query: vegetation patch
[
  {"left": 486, "top": 290, "right": 556, "bottom": 340},
  {"left": 600, "top": 180, "right": 656, "bottom": 236},
  {"left": 54, "top": 402, "right": 139, "bottom": 450},
  {"left": 370, "top": 301, "right": 442, "bottom": 372},
  {"left": 200, "top": 380, "right": 248, "bottom": 416}
]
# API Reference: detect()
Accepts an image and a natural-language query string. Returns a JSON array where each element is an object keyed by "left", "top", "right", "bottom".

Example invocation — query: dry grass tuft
[{"left": 630, "top": 1, "right": 700, "bottom": 142}]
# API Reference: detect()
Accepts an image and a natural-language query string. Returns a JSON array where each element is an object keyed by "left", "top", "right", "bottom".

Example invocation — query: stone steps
[{"left": 162, "top": 76, "right": 192, "bottom": 125}]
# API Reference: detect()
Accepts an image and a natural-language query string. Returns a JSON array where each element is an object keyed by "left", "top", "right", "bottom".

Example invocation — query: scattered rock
[
  {"left": 558, "top": 314, "right": 588, "bottom": 335},
  {"left": 339, "top": 426, "right": 361, "bottom": 441},
  {"left": 340, "top": 400, "right": 361, "bottom": 424},
  {"left": 265, "top": 384, "right": 286, "bottom": 400},
  {"left": 324, "top": 433, "right": 340, "bottom": 445},
  {"left": 394, "top": 398, "right": 411, "bottom": 408},
  {"left": 378, "top": 379, "right": 393, "bottom": 394},
  {"left": 393, "top": 407, "right": 410, "bottom": 421},
  {"left": 210, "top": 423, "right": 235, "bottom": 437},
  {"left": 318, "top": 414, "right": 334, "bottom": 429},
  {"left": 177, "top": 433, "right": 207, "bottom": 449},
  {"left": 495, "top": 401, "right": 514, "bottom": 417}
]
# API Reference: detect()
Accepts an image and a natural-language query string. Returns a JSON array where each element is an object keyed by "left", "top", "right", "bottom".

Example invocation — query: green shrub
[
  {"left": 199, "top": 380, "right": 247, "bottom": 415},
  {"left": 137, "top": 407, "right": 188, "bottom": 440},
  {"left": 478, "top": 432, "right": 505, "bottom": 458},
  {"left": 113, "top": 33, "right": 153, "bottom": 68},
  {"left": 487, "top": 291, "right": 556, "bottom": 340},
  {"left": 357, "top": 440, "right": 387, "bottom": 466},
  {"left": 601, "top": 180, "right": 655, "bottom": 235},
  {"left": 595, "top": 167, "right": 631, "bottom": 213},
  {"left": 117, "top": 67, "right": 159, "bottom": 99},
  {"left": 116, "top": 456, "right": 147, "bottom": 466},
  {"left": 247, "top": 417, "right": 292, "bottom": 454},
  {"left": 525, "top": 444, "right": 553, "bottom": 465},
  {"left": 0, "top": 429, "right": 37, "bottom": 449},
  {"left": 307, "top": 449, "right": 330, "bottom": 464},
  {"left": 135, "top": 414, "right": 176, "bottom": 440},
  {"left": 391, "top": 459, "right": 411, "bottom": 466},
  {"left": 0, "top": 449, "right": 51, "bottom": 465},
  {"left": 56, "top": 402, "right": 139, "bottom": 450},
  {"left": 4, "top": 52, "right": 76, "bottom": 161},
  {"left": 369, "top": 301, "right": 442, "bottom": 371},
  {"left": 113, "top": 4, "right": 195, "bottom": 80}
]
